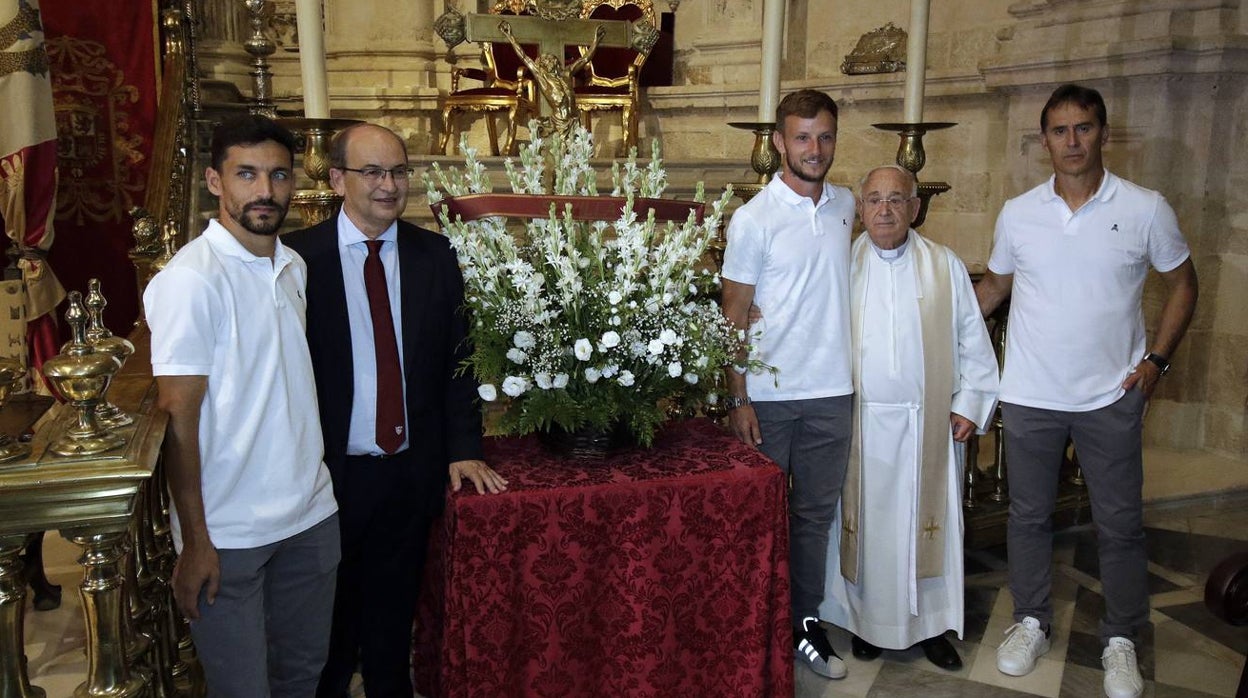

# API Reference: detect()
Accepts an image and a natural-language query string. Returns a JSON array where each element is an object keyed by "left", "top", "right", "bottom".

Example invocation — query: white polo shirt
[
  {"left": 145, "top": 219, "right": 337, "bottom": 551},
  {"left": 721, "top": 174, "right": 855, "bottom": 401},
  {"left": 988, "top": 171, "right": 1190, "bottom": 411}
]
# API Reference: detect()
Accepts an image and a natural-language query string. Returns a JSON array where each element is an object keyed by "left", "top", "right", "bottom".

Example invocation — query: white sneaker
[
  {"left": 996, "top": 616, "right": 1051, "bottom": 676},
  {"left": 1102, "top": 637, "right": 1144, "bottom": 698},
  {"left": 793, "top": 617, "right": 847, "bottom": 679}
]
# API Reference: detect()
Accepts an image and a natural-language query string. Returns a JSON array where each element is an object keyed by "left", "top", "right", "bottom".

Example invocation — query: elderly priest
[{"left": 819, "top": 165, "right": 999, "bottom": 670}]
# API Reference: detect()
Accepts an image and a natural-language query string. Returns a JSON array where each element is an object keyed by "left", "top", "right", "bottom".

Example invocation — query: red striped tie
[{"left": 363, "top": 240, "right": 404, "bottom": 453}]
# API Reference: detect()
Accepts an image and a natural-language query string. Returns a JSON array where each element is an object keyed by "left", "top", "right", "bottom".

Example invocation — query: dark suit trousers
[{"left": 317, "top": 453, "right": 434, "bottom": 698}]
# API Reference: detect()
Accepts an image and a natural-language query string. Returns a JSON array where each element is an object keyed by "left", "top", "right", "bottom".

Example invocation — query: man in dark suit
[{"left": 285, "top": 122, "right": 507, "bottom": 698}]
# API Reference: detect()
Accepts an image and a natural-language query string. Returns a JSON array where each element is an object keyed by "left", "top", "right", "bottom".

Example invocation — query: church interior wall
[{"left": 184, "top": 0, "right": 1245, "bottom": 460}]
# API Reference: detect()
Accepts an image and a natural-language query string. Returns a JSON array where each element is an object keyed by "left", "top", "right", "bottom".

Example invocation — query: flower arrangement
[{"left": 425, "top": 125, "right": 765, "bottom": 446}]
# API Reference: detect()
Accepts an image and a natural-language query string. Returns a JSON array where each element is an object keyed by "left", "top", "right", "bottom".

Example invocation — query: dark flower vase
[{"left": 538, "top": 421, "right": 637, "bottom": 461}]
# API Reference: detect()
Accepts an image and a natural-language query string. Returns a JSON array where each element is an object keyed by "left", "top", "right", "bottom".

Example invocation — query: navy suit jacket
[{"left": 284, "top": 217, "right": 483, "bottom": 513}]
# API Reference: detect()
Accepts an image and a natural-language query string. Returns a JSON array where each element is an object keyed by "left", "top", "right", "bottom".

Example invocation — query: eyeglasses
[
  {"left": 339, "top": 166, "right": 414, "bottom": 184},
  {"left": 863, "top": 196, "right": 915, "bottom": 209}
]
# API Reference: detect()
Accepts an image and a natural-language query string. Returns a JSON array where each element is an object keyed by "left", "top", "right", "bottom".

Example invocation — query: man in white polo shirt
[
  {"left": 977, "top": 84, "right": 1198, "bottom": 698},
  {"left": 144, "top": 115, "right": 340, "bottom": 698},
  {"left": 721, "top": 89, "right": 855, "bottom": 680}
]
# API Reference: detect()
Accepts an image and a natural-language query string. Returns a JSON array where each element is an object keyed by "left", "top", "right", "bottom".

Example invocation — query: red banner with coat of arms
[{"left": 42, "top": 0, "right": 158, "bottom": 335}]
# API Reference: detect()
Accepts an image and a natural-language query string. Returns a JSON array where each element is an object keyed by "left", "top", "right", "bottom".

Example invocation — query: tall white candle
[
  {"left": 295, "top": 0, "right": 330, "bottom": 118},
  {"left": 902, "top": 0, "right": 930, "bottom": 123},
  {"left": 758, "top": 0, "right": 785, "bottom": 123}
]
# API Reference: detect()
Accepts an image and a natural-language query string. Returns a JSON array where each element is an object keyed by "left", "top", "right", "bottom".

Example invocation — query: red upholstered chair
[
  {"left": 438, "top": 19, "right": 538, "bottom": 156},
  {"left": 574, "top": 0, "right": 657, "bottom": 155}
]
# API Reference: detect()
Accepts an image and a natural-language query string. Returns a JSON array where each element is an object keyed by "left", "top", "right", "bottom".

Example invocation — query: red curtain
[{"left": 41, "top": 0, "right": 158, "bottom": 336}]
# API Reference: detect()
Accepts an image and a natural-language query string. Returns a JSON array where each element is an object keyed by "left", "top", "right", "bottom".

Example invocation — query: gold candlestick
[
  {"left": 872, "top": 121, "right": 955, "bottom": 229},
  {"left": 276, "top": 117, "right": 362, "bottom": 226},
  {"left": 727, "top": 121, "right": 781, "bottom": 203},
  {"left": 41, "top": 292, "right": 125, "bottom": 457}
]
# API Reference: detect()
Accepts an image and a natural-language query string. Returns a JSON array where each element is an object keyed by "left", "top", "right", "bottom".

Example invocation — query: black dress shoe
[
  {"left": 919, "top": 634, "right": 963, "bottom": 670},
  {"left": 851, "top": 635, "right": 883, "bottom": 660}
]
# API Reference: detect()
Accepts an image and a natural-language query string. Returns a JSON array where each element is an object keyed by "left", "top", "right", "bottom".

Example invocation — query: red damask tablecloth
[{"left": 413, "top": 418, "right": 793, "bottom": 698}]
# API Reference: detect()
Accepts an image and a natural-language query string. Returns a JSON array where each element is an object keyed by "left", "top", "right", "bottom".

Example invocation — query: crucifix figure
[
  {"left": 435, "top": 6, "right": 652, "bottom": 137},
  {"left": 500, "top": 19, "right": 604, "bottom": 138}
]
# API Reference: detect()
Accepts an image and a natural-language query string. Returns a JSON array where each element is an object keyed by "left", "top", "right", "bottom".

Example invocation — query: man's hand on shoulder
[
  {"left": 450, "top": 459, "right": 509, "bottom": 494},
  {"left": 172, "top": 537, "right": 219, "bottom": 620}
]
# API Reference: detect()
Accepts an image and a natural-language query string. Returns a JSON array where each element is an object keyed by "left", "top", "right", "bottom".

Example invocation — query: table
[{"left": 414, "top": 418, "right": 793, "bottom": 698}]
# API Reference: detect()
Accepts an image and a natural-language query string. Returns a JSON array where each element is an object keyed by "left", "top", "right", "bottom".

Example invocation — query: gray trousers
[
  {"left": 190, "top": 514, "right": 341, "bottom": 698},
  {"left": 1003, "top": 390, "right": 1148, "bottom": 644},
  {"left": 753, "top": 395, "right": 853, "bottom": 628}
]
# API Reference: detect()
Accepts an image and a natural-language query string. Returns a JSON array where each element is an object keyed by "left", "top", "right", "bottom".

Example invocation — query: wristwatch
[
  {"left": 1144, "top": 352, "right": 1170, "bottom": 376},
  {"left": 723, "top": 395, "right": 752, "bottom": 410}
]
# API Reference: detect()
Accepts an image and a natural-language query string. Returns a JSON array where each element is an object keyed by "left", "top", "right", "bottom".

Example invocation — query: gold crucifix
[{"left": 922, "top": 519, "right": 941, "bottom": 540}]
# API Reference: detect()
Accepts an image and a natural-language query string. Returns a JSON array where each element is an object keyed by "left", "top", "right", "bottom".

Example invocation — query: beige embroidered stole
[{"left": 841, "top": 231, "right": 954, "bottom": 583}]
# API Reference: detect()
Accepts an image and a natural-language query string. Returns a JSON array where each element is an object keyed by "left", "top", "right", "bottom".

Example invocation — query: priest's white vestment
[{"left": 818, "top": 230, "right": 999, "bottom": 649}]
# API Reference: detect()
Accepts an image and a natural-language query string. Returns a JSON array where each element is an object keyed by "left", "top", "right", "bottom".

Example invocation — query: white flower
[
  {"left": 513, "top": 330, "right": 536, "bottom": 349},
  {"left": 601, "top": 364, "right": 619, "bottom": 378},
  {"left": 534, "top": 372, "right": 553, "bottom": 389},
  {"left": 610, "top": 315, "right": 622, "bottom": 326},
  {"left": 600, "top": 330, "right": 621, "bottom": 348},
  {"left": 705, "top": 392, "right": 719, "bottom": 405},
  {"left": 553, "top": 373, "right": 569, "bottom": 389},
  {"left": 659, "top": 328, "right": 678, "bottom": 345},
  {"left": 477, "top": 384, "right": 498, "bottom": 401},
  {"left": 608, "top": 290, "right": 623, "bottom": 305},
  {"left": 648, "top": 339, "right": 665, "bottom": 355},
  {"left": 618, "top": 370, "right": 635, "bottom": 387},
  {"left": 506, "top": 347, "right": 528, "bottom": 364},
  {"left": 584, "top": 367, "right": 602, "bottom": 383},
  {"left": 574, "top": 338, "right": 593, "bottom": 361},
  {"left": 668, "top": 361, "right": 683, "bottom": 378},
  {"left": 501, "top": 376, "right": 528, "bottom": 397},
  {"left": 683, "top": 373, "right": 699, "bottom": 384}
]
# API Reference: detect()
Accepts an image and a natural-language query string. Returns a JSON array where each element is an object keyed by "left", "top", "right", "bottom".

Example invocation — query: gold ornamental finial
[
  {"left": 85, "top": 279, "right": 135, "bottom": 429},
  {"left": 41, "top": 292, "right": 126, "bottom": 456}
]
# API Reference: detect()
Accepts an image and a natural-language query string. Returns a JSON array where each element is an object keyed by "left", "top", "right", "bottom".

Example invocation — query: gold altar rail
[{"left": 0, "top": 328, "right": 203, "bottom": 698}]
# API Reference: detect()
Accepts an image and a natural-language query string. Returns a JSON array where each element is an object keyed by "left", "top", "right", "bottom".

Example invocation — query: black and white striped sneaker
[{"left": 793, "top": 616, "right": 847, "bottom": 679}]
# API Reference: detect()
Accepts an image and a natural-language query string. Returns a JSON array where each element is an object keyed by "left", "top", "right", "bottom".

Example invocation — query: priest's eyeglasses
[
  {"left": 863, "top": 195, "right": 916, "bottom": 209},
  {"left": 339, "top": 166, "right": 415, "bottom": 184}
]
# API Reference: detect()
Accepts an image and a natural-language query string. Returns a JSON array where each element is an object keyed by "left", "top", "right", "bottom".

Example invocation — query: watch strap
[{"left": 1144, "top": 352, "right": 1170, "bottom": 375}]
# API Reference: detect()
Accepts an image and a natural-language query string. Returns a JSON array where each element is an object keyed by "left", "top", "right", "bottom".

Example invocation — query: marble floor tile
[
  {"left": 1159, "top": 602, "right": 1248, "bottom": 656},
  {"left": 964, "top": 584, "right": 1002, "bottom": 645},
  {"left": 1152, "top": 618, "right": 1246, "bottom": 697},
  {"left": 873, "top": 661, "right": 1042, "bottom": 697}
]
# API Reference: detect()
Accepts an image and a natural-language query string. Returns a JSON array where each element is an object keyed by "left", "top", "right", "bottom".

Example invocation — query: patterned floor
[
  {"left": 797, "top": 492, "right": 1248, "bottom": 698},
  {"left": 20, "top": 493, "right": 1248, "bottom": 697}
]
